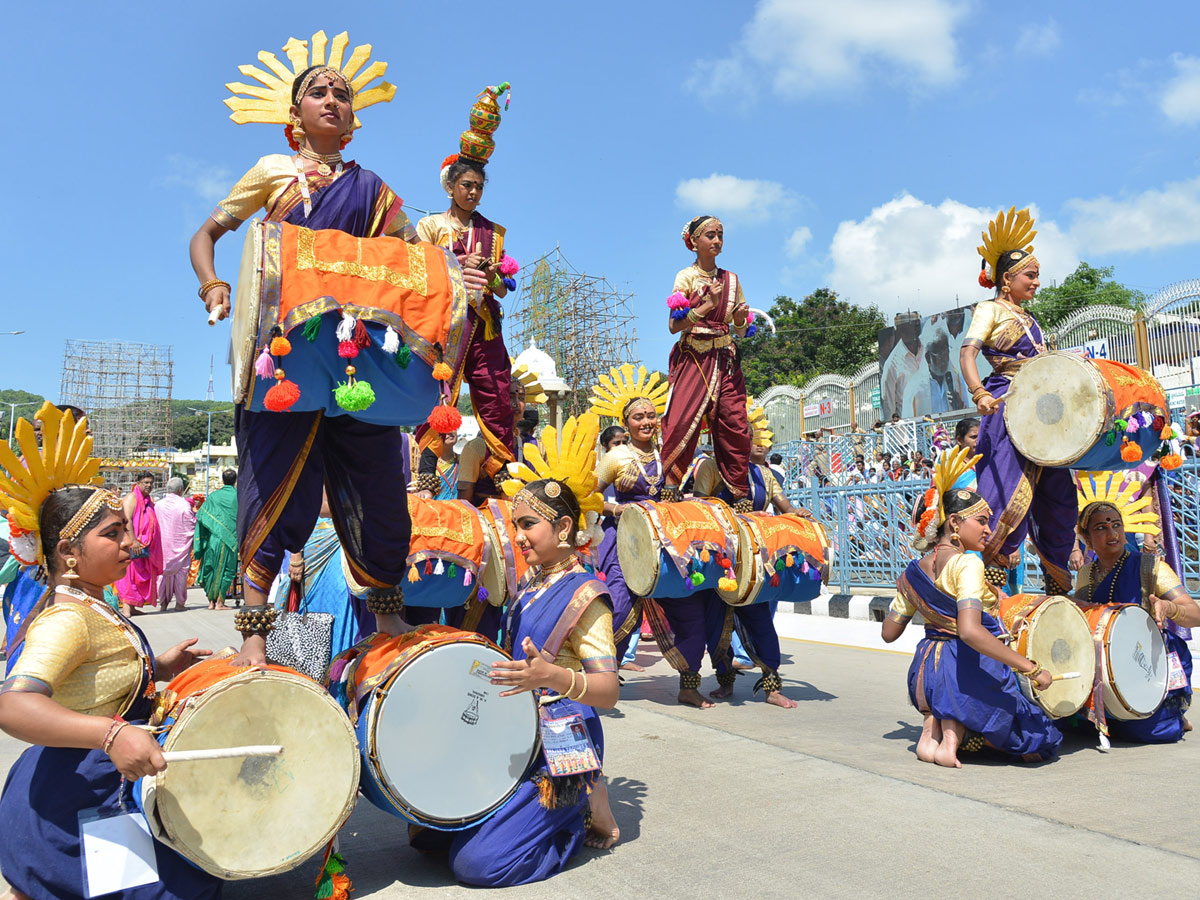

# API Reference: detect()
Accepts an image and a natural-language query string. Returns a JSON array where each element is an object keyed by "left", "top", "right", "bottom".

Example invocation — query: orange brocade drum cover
[
  {"left": 403, "top": 496, "right": 500, "bottom": 608},
  {"left": 616, "top": 499, "right": 740, "bottom": 599}
]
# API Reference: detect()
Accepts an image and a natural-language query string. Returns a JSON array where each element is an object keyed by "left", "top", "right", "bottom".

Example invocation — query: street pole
[
  {"left": 187, "top": 406, "right": 232, "bottom": 496},
  {"left": 5, "top": 401, "right": 40, "bottom": 442}
]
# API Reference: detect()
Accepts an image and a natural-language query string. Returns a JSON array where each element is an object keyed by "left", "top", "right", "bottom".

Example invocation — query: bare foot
[
  {"left": 678, "top": 688, "right": 715, "bottom": 709},
  {"left": 584, "top": 780, "right": 620, "bottom": 850},
  {"left": 2, "top": 888, "right": 33, "bottom": 899},
  {"left": 620, "top": 661, "right": 645, "bottom": 672},
  {"left": 710, "top": 683, "right": 734, "bottom": 701},
  {"left": 732, "top": 660, "right": 754, "bottom": 671},
  {"left": 915, "top": 715, "right": 942, "bottom": 763},
  {"left": 933, "top": 721, "right": 963, "bottom": 768},
  {"left": 1184, "top": 716, "right": 1193, "bottom": 733},
  {"left": 765, "top": 690, "right": 797, "bottom": 709}
]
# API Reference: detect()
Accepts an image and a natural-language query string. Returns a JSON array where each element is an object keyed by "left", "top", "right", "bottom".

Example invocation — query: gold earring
[
  {"left": 557, "top": 531, "right": 572, "bottom": 549},
  {"left": 949, "top": 530, "right": 962, "bottom": 546},
  {"left": 63, "top": 556, "right": 80, "bottom": 580}
]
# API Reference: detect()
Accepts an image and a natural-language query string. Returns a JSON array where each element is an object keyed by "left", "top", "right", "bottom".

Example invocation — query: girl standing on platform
[
  {"left": 883, "top": 447, "right": 1060, "bottom": 768},
  {"left": 659, "top": 216, "right": 753, "bottom": 508},
  {"left": 0, "top": 405, "right": 218, "bottom": 900}
]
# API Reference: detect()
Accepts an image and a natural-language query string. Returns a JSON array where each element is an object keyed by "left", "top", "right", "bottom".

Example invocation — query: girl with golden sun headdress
[
  {"left": 883, "top": 447, "right": 1061, "bottom": 768},
  {"left": 960, "top": 207, "right": 1078, "bottom": 595}
]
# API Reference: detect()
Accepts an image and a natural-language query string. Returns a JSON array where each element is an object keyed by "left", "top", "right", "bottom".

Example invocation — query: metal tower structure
[{"left": 506, "top": 247, "right": 638, "bottom": 416}]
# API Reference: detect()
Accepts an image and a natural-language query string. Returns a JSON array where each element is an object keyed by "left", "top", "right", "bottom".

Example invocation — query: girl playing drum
[
  {"left": 0, "top": 405, "right": 218, "bottom": 900},
  {"left": 883, "top": 447, "right": 1060, "bottom": 768}
]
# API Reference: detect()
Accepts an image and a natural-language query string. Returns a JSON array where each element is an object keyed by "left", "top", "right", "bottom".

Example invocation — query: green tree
[
  {"left": 0, "top": 389, "right": 47, "bottom": 442},
  {"left": 1025, "top": 261, "right": 1144, "bottom": 331},
  {"left": 172, "top": 409, "right": 235, "bottom": 451},
  {"left": 740, "top": 289, "right": 885, "bottom": 396}
]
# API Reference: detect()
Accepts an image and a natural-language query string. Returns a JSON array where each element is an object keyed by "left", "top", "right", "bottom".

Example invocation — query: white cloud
[
  {"left": 1015, "top": 19, "right": 1060, "bottom": 56},
  {"left": 1161, "top": 54, "right": 1200, "bottom": 125},
  {"left": 158, "top": 155, "right": 233, "bottom": 202},
  {"left": 1064, "top": 176, "right": 1200, "bottom": 253},
  {"left": 785, "top": 226, "right": 813, "bottom": 258},
  {"left": 688, "top": 0, "right": 967, "bottom": 99},
  {"left": 827, "top": 194, "right": 1078, "bottom": 315},
  {"left": 674, "top": 173, "right": 795, "bottom": 223}
]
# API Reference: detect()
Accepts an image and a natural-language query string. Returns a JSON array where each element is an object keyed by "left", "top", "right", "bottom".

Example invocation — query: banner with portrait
[{"left": 876, "top": 306, "right": 992, "bottom": 420}]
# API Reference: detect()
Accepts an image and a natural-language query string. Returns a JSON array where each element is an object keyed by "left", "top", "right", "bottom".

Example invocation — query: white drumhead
[
  {"left": 156, "top": 670, "right": 359, "bottom": 879},
  {"left": 230, "top": 220, "right": 264, "bottom": 404},
  {"left": 372, "top": 641, "right": 539, "bottom": 824},
  {"left": 1021, "top": 597, "right": 1095, "bottom": 717},
  {"left": 1004, "top": 352, "right": 1106, "bottom": 467},
  {"left": 479, "top": 515, "right": 507, "bottom": 607},
  {"left": 617, "top": 505, "right": 661, "bottom": 597},
  {"left": 1104, "top": 605, "right": 1168, "bottom": 717},
  {"left": 720, "top": 517, "right": 758, "bottom": 606}
]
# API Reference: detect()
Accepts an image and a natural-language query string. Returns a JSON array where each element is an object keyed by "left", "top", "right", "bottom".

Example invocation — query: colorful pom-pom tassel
[
  {"left": 423, "top": 560, "right": 433, "bottom": 576},
  {"left": 700, "top": 548, "right": 711, "bottom": 564},
  {"left": 353, "top": 318, "right": 371, "bottom": 349},
  {"left": 315, "top": 850, "right": 351, "bottom": 900},
  {"left": 1105, "top": 432, "right": 1116, "bottom": 446},
  {"left": 428, "top": 404, "right": 463, "bottom": 433},
  {"left": 408, "top": 564, "right": 420, "bottom": 583},
  {"left": 478, "top": 587, "right": 489, "bottom": 604},
  {"left": 1162, "top": 453, "right": 1184, "bottom": 470},
  {"left": 383, "top": 325, "right": 400, "bottom": 355},
  {"left": 336, "top": 314, "right": 355, "bottom": 342},
  {"left": 1161, "top": 425, "right": 1174, "bottom": 440},
  {"left": 1125, "top": 418, "right": 1140, "bottom": 434},
  {"left": 338, "top": 340, "right": 359, "bottom": 359},
  {"left": 448, "top": 562, "right": 456, "bottom": 578},
  {"left": 775, "top": 559, "right": 785, "bottom": 573},
  {"left": 334, "top": 379, "right": 375, "bottom": 411},
  {"left": 254, "top": 346, "right": 275, "bottom": 379},
  {"left": 1120, "top": 439, "right": 1142, "bottom": 462},
  {"left": 502, "top": 276, "right": 517, "bottom": 292},
  {"left": 270, "top": 336, "right": 292, "bottom": 356},
  {"left": 303, "top": 315, "right": 322, "bottom": 342},
  {"left": 432, "top": 362, "right": 453, "bottom": 381},
  {"left": 396, "top": 345, "right": 411, "bottom": 368},
  {"left": 690, "top": 571, "right": 705, "bottom": 586},
  {"left": 263, "top": 378, "right": 300, "bottom": 412},
  {"left": 718, "top": 576, "right": 738, "bottom": 592},
  {"left": 463, "top": 569, "right": 472, "bottom": 586},
  {"left": 801, "top": 560, "right": 811, "bottom": 574},
  {"left": 785, "top": 553, "right": 795, "bottom": 568},
  {"left": 770, "top": 573, "right": 781, "bottom": 588},
  {"left": 499, "top": 254, "right": 520, "bottom": 277},
  {"left": 745, "top": 324, "right": 758, "bottom": 337},
  {"left": 434, "top": 559, "right": 445, "bottom": 575}
]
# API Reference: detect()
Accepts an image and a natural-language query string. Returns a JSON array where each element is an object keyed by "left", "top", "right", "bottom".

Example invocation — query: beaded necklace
[
  {"left": 628, "top": 442, "right": 662, "bottom": 496},
  {"left": 1090, "top": 550, "right": 1129, "bottom": 606}
]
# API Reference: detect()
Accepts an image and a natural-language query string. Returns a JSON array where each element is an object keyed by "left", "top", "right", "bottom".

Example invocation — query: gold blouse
[
  {"left": 673, "top": 265, "right": 746, "bottom": 324},
  {"left": 1074, "top": 554, "right": 1185, "bottom": 608},
  {"left": 415, "top": 212, "right": 506, "bottom": 263},
  {"left": 9, "top": 602, "right": 146, "bottom": 717},
  {"left": 557, "top": 600, "right": 617, "bottom": 675},
  {"left": 963, "top": 300, "right": 1044, "bottom": 353},
  {"left": 595, "top": 444, "right": 661, "bottom": 493},
  {"left": 692, "top": 457, "right": 782, "bottom": 503},
  {"left": 890, "top": 553, "right": 998, "bottom": 618}
]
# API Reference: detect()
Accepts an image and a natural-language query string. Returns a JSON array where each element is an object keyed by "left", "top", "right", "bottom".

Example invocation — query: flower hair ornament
[
  {"left": 502, "top": 413, "right": 605, "bottom": 549},
  {"left": 588, "top": 364, "right": 669, "bottom": 422},
  {"left": 748, "top": 400, "right": 773, "bottom": 448},
  {"left": 681, "top": 215, "right": 721, "bottom": 252},
  {"left": 1075, "top": 471, "right": 1161, "bottom": 538},
  {"left": 913, "top": 445, "right": 987, "bottom": 552},
  {"left": 977, "top": 206, "right": 1038, "bottom": 290},
  {"left": 0, "top": 403, "right": 119, "bottom": 566},
  {"left": 223, "top": 30, "right": 397, "bottom": 149}
]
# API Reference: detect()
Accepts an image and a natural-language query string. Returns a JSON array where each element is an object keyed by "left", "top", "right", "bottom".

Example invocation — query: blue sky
[{"left": 6, "top": 1, "right": 1200, "bottom": 403}]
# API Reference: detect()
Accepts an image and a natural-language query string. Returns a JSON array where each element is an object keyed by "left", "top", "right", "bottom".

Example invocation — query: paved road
[{"left": 4, "top": 590, "right": 1200, "bottom": 899}]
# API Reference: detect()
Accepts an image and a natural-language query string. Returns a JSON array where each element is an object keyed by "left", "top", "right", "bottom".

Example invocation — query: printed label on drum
[
  {"left": 1133, "top": 641, "right": 1155, "bottom": 680},
  {"left": 1168, "top": 651, "right": 1188, "bottom": 691},
  {"left": 467, "top": 660, "right": 492, "bottom": 682},
  {"left": 540, "top": 713, "right": 601, "bottom": 777},
  {"left": 462, "top": 689, "right": 488, "bottom": 725}
]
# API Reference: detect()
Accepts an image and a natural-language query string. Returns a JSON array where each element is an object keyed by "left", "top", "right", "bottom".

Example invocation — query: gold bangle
[
  {"left": 1168, "top": 601, "right": 1183, "bottom": 621},
  {"left": 969, "top": 385, "right": 988, "bottom": 400},
  {"left": 198, "top": 278, "right": 230, "bottom": 300},
  {"left": 570, "top": 671, "right": 589, "bottom": 702},
  {"left": 564, "top": 668, "right": 577, "bottom": 699}
]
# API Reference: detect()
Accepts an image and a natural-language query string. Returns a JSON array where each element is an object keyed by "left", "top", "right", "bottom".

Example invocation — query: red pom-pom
[
  {"left": 428, "top": 404, "right": 463, "bottom": 432},
  {"left": 338, "top": 340, "right": 359, "bottom": 359},
  {"left": 978, "top": 270, "right": 994, "bottom": 289},
  {"left": 441, "top": 154, "right": 460, "bottom": 171},
  {"left": 284, "top": 124, "right": 300, "bottom": 152},
  {"left": 770, "top": 573, "right": 781, "bottom": 587},
  {"left": 263, "top": 379, "right": 300, "bottom": 412},
  {"left": 353, "top": 318, "right": 371, "bottom": 349},
  {"left": 1152, "top": 415, "right": 1165, "bottom": 432}
]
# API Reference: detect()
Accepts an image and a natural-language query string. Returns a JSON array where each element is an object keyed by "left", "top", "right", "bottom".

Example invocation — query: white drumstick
[
  {"left": 1051, "top": 672, "right": 1080, "bottom": 681},
  {"left": 161, "top": 745, "right": 282, "bottom": 763},
  {"left": 208, "top": 307, "right": 222, "bottom": 325}
]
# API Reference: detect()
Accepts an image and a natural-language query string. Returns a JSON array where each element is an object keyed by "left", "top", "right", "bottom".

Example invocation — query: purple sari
[{"left": 973, "top": 309, "right": 1076, "bottom": 590}]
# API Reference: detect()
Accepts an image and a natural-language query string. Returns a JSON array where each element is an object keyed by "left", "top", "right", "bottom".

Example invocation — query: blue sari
[
  {"left": 1079, "top": 550, "right": 1192, "bottom": 744},
  {"left": 447, "top": 571, "right": 611, "bottom": 887},
  {"left": 898, "top": 560, "right": 1062, "bottom": 759}
]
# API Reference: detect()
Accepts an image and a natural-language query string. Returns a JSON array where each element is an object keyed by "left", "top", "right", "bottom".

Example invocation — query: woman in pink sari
[{"left": 114, "top": 471, "right": 163, "bottom": 616}]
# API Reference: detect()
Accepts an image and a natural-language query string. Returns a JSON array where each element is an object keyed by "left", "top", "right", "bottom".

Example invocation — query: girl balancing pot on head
[
  {"left": 415, "top": 414, "right": 620, "bottom": 885},
  {"left": 882, "top": 447, "right": 1061, "bottom": 769},
  {"left": 0, "top": 405, "right": 217, "bottom": 900},
  {"left": 659, "top": 216, "right": 754, "bottom": 509}
]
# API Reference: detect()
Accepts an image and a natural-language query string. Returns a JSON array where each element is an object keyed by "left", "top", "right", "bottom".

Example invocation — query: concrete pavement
[{"left": 4, "top": 588, "right": 1200, "bottom": 899}]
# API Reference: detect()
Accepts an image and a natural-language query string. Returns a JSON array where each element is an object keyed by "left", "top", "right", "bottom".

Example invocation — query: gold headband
[
  {"left": 1001, "top": 253, "right": 1039, "bottom": 285},
  {"left": 58, "top": 487, "right": 122, "bottom": 544},
  {"left": 622, "top": 397, "right": 658, "bottom": 420},
  {"left": 514, "top": 486, "right": 564, "bottom": 525},
  {"left": 1077, "top": 500, "right": 1122, "bottom": 536},
  {"left": 956, "top": 497, "right": 992, "bottom": 521},
  {"left": 682, "top": 216, "right": 721, "bottom": 247},
  {"left": 295, "top": 66, "right": 354, "bottom": 106}
]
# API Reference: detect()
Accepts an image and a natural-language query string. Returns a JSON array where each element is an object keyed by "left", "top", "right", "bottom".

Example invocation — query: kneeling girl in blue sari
[
  {"left": 438, "top": 414, "right": 620, "bottom": 886},
  {"left": 1074, "top": 478, "right": 1200, "bottom": 743},
  {"left": 883, "top": 447, "right": 1061, "bottom": 768}
]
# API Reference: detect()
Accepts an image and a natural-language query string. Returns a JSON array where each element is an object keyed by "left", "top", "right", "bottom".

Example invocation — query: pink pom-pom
[
  {"left": 254, "top": 347, "right": 275, "bottom": 379},
  {"left": 666, "top": 291, "right": 690, "bottom": 310},
  {"left": 499, "top": 254, "right": 519, "bottom": 277},
  {"left": 746, "top": 310, "right": 755, "bottom": 324},
  {"left": 595, "top": 570, "right": 607, "bottom": 582},
  {"left": 463, "top": 570, "right": 473, "bottom": 587},
  {"left": 338, "top": 340, "right": 359, "bottom": 359}
]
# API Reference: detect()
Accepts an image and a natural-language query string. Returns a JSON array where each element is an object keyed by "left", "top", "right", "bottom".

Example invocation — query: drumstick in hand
[
  {"left": 161, "top": 745, "right": 283, "bottom": 763},
  {"left": 1051, "top": 672, "right": 1080, "bottom": 681},
  {"left": 208, "top": 307, "right": 223, "bottom": 325}
]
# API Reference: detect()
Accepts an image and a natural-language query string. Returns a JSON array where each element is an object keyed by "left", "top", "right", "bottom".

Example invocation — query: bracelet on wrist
[{"left": 198, "top": 278, "right": 230, "bottom": 301}]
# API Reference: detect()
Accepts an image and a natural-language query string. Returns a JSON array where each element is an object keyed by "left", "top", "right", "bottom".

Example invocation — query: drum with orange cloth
[
  {"left": 1003, "top": 352, "right": 1170, "bottom": 470},
  {"left": 133, "top": 659, "right": 359, "bottom": 879},
  {"left": 479, "top": 498, "right": 530, "bottom": 609},
  {"left": 995, "top": 593, "right": 1095, "bottom": 718},
  {"left": 328, "top": 625, "right": 540, "bottom": 829},
  {"left": 230, "top": 219, "right": 469, "bottom": 424},
  {"left": 616, "top": 499, "right": 740, "bottom": 599},
  {"left": 719, "top": 513, "right": 830, "bottom": 608},
  {"left": 402, "top": 496, "right": 500, "bottom": 607},
  {"left": 1080, "top": 602, "right": 1168, "bottom": 721}
]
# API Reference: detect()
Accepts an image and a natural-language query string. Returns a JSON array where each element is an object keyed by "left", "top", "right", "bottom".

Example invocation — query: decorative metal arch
[
  {"left": 1146, "top": 279, "right": 1200, "bottom": 317},
  {"left": 1051, "top": 304, "right": 1136, "bottom": 340},
  {"left": 754, "top": 384, "right": 803, "bottom": 405},
  {"left": 804, "top": 373, "right": 852, "bottom": 396}
]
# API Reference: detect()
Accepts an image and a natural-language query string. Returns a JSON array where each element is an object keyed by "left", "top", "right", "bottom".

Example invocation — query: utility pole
[{"left": 187, "top": 406, "right": 232, "bottom": 495}]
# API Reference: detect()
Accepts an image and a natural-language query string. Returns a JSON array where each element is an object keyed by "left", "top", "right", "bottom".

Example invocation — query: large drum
[
  {"left": 1082, "top": 603, "right": 1168, "bottom": 720},
  {"left": 136, "top": 660, "right": 359, "bottom": 879},
  {"left": 405, "top": 496, "right": 501, "bottom": 607},
  {"left": 230, "top": 219, "right": 465, "bottom": 424},
  {"left": 719, "top": 513, "right": 830, "bottom": 607},
  {"left": 1004, "top": 352, "right": 1168, "bottom": 469},
  {"left": 996, "top": 594, "right": 1095, "bottom": 718},
  {"left": 479, "top": 498, "right": 530, "bottom": 608},
  {"left": 330, "top": 626, "right": 540, "bottom": 829},
  {"left": 617, "top": 499, "right": 740, "bottom": 599}
]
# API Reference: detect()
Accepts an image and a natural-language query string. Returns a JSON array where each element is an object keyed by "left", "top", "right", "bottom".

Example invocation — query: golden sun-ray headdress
[
  {"left": 977, "top": 206, "right": 1038, "bottom": 290},
  {"left": 1076, "top": 471, "right": 1160, "bottom": 537},
  {"left": 913, "top": 446, "right": 988, "bottom": 550},
  {"left": 502, "top": 414, "right": 605, "bottom": 545},
  {"left": 223, "top": 30, "right": 396, "bottom": 130},
  {"left": 747, "top": 400, "right": 773, "bottom": 448},
  {"left": 589, "top": 364, "right": 669, "bottom": 421},
  {"left": 0, "top": 403, "right": 117, "bottom": 565},
  {"left": 511, "top": 359, "right": 549, "bottom": 405}
]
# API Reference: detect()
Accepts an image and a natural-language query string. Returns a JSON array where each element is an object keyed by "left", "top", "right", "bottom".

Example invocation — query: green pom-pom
[
  {"left": 775, "top": 559, "right": 785, "bottom": 572},
  {"left": 303, "top": 315, "right": 322, "bottom": 342},
  {"left": 1105, "top": 432, "right": 1116, "bottom": 446},
  {"left": 395, "top": 345, "right": 411, "bottom": 368},
  {"left": 448, "top": 563, "right": 457, "bottom": 577},
  {"left": 690, "top": 571, "right": 704, "bottom": 586},
  {"left": 334, "top": 380, "right": 376, "bottom": 411},
  {"left": 1115, "top": 418, "right": 1127, "bottom": 430}
]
